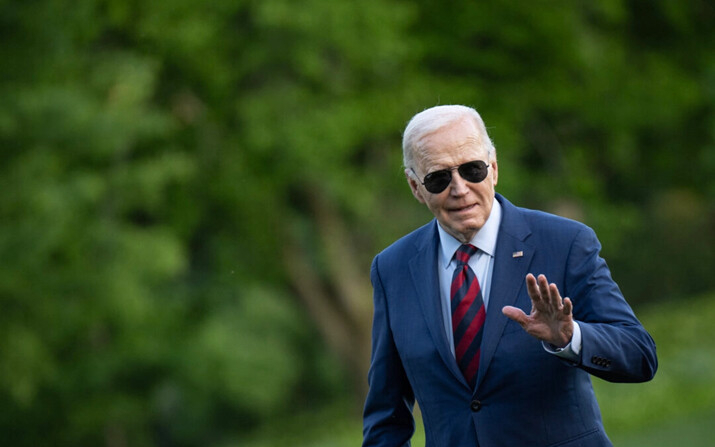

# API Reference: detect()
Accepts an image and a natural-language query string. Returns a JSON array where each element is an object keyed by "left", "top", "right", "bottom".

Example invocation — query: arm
[
  {"left": 503, "top": 226, "right": 657, "bottom": 383},
  {"left": 566, "top": 226, "right": 657, "bottom": 382},
  {"left": 363, "top": 256, "right": 415, "bottom": 447}
]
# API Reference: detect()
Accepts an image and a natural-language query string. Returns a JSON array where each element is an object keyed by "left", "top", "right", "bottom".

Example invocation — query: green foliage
[
  {"left": 594, "top": 293, "right": 715, "bottom": 433},
  {"left": 406, "top": 0, "right": 715, "bottom": 304},
  {"left": 0, "top": 0, "right": 713, "bottom": 445}
]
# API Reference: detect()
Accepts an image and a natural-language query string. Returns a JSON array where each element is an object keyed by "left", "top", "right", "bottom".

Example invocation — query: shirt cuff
[{"left": 542, "top": 321, "right": 582, "bottom": 362}]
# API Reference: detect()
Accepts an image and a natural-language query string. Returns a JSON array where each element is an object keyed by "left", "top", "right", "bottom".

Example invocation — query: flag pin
[{"left": 512, "top": 251, "right": 524, "bottom": 258}]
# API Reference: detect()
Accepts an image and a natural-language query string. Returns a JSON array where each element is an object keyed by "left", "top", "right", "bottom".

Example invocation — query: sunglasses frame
[{"left": 412, "top": 160, "right": 491, "bottom": 194}]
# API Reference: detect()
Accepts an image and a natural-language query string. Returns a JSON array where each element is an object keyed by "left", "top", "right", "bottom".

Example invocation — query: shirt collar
[{"left": 438, "top": 197, "right": 502, "bottom": 269}]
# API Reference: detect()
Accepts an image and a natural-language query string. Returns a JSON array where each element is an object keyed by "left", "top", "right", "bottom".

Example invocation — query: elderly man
[{"left": 362, "top": 105, "right": 657, "bottom": 447}]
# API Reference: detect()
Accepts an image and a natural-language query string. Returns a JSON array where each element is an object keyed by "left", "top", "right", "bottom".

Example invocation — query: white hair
[{"left": 402, "top": 105, "right": 496, "bottom": 169}]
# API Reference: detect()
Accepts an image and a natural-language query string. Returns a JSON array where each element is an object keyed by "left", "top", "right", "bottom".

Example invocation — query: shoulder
[
  {"left": 375, "top": 220, "right": 435, "bottom": 258},
  {"left": 498, "top": 193, "right": 594, "bottom": 241},
  {"left": 372, "top": 220, "right": 436, "bottom": 272},
  {"left": 498, "top": 196, "right": 600, "bottom": 254}
]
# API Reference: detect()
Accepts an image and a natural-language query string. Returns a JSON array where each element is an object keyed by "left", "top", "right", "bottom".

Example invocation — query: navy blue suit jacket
[{"left": 363, "top": 194, "right": 657, "bottom": 447}]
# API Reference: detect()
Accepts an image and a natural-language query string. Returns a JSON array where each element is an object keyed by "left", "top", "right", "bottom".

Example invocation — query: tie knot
[{"left": 454, "top": 244, "right": 478, "bottom": 266}]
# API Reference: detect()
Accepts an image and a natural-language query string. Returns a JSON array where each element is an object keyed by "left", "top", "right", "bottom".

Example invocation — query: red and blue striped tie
[{"left": 451, "top": 244, "right": 486, "bottom": 389}]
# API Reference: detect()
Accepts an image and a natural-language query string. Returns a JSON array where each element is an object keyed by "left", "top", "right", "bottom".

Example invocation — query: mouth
[{"left": 449, "top": 203, "right": 477, "bottom": 213}]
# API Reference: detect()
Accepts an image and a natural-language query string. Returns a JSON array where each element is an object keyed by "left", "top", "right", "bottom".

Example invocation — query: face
[{"left": 405, "top": 117, "right": 498, "bottom": 243}]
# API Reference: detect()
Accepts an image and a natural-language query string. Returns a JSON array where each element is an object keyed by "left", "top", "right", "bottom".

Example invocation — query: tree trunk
[{"left": 283, "top": 189, "right": 373, "bottom": 399}]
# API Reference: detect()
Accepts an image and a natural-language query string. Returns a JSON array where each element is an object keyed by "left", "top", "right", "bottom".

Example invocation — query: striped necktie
[{"left": 451, "top": 244, "right": 486, "bottom": 388}]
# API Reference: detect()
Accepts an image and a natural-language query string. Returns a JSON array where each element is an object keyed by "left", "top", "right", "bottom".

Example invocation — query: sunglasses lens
[
  {"left": 458, "top": 161, "right": 489, "bottom": 183},
  {"left": 423, "top": 171, "right": 452, "bottom": 193},
  {"left": 421, "top": 161, "right": 489, "bottom": 193}
]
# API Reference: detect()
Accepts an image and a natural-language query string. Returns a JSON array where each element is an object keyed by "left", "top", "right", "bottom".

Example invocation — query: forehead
[{"left": 414, "top": 118, "right": 490, "bottom": 171}]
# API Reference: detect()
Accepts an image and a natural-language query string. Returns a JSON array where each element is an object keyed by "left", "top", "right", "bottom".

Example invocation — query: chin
[{"left": 458, "top": 222, "right": 485, "bottom": 238}]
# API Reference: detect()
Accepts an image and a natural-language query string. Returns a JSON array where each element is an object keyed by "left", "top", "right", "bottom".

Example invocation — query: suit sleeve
[
  {"left": 362, "top": 256, "right": 415, "bottom": 447},
  {"left": 566, "top": 226, "right": 658, "bottom": 383}
]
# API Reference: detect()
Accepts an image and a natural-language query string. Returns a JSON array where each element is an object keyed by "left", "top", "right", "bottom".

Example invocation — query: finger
[
  {"left": 525, "top": 274, "right": 541, "bottom": 302},
  {"left": 537, "top": 275, "right": 551, "bottom": 303},
  {"left": 548, "top": 282, "right": 563, "bottom": 310},
  {"left": 562, "top": 297, "right": 573, "bottom": 316},
  {"left": 531, "top": 274, "right": 551, "bottom": 310},
  {"left": 526, "top": 273, "right": 540, "bottom": 300}
]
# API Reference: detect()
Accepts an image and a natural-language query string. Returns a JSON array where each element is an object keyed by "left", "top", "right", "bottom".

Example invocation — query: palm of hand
[{"left": 502, "top": 273, "right": 574, "bottom": 348}]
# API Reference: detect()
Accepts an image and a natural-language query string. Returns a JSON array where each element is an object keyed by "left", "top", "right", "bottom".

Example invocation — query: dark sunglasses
[{"left": 413, "top": 160, "right": 490, "bottom": 194}]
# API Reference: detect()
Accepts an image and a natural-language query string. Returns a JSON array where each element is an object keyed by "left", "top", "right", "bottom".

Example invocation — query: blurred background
[{"left": 1, "top": 0, "right": 714, "bottom": 445}]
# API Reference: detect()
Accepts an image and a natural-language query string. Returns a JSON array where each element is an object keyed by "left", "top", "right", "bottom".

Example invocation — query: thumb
[{"left": 502, "top": 305, "right": 528, "bottom": 326}]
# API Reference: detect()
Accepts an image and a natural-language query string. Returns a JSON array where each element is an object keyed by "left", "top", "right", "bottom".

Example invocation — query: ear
[
  {"left": 490, "top": 160, "right": 498, "bottom": 187},
  {"left": 405, "top": 169, "right": 426, "bottom": 204}
]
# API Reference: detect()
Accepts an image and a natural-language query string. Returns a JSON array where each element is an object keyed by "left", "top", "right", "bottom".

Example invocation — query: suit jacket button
[{"left": 470, "top": 400, "right": 482, "bottom": 412}]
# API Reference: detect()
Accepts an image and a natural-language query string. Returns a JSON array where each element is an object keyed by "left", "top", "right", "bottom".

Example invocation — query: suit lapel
[
  {"left": 408, "top": 221, "right": 467, "bottom": 386},
  {"left": 476, "top": 194, "right": 534, "bottom": 390}
]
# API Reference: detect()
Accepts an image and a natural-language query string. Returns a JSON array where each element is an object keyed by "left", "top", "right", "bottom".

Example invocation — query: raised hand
[{"left": 502, "top": 273, "right": 574, "bottom": 348}]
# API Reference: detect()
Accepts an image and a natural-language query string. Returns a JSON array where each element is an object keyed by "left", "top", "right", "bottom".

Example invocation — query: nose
[{"left": 449, "top": 170, "right": 469, "bottom": 196}]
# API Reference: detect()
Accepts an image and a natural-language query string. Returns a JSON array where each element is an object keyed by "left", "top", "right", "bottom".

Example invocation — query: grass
[
  {"left": 594, "top": 292, "right": 715, "bottom": 438},
  {"left": 609, "top": 408, "right": 715, "bottom": 447}
]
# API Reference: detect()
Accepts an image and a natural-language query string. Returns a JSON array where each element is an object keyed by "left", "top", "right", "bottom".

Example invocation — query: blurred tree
[
  {"left": 408, "top": 0, "right": 715, "bottom": 302},
  {"left": 0, "top": 0, "right": 713, "bottom": 445},
  {"left": 0, "top": 0, "right": 420, "bottom": 445}
]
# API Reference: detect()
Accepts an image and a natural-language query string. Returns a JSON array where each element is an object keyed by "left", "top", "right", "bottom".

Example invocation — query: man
[{"left": 362, "top": 105, "right": 657, "bottom": 447}]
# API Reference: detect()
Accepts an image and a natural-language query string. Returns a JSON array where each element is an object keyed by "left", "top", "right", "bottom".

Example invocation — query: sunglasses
[{"left": 413, "top": 160, "right": 490, "bottom": 194}]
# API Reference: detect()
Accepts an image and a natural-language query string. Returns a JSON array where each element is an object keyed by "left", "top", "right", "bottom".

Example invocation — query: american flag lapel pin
[{"left": 512, "top": 251, "right": 524, "bottom": 258}]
